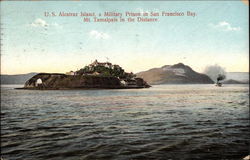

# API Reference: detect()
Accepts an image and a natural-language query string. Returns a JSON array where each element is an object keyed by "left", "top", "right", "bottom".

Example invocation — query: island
[{"left": 17, "top": 60, "right": 151, "bottom": 90}]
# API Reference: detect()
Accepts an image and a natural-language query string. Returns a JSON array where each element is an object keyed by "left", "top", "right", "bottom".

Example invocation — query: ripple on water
[{"left": 1, "top": 84, "right": 249, "bottom": 160}]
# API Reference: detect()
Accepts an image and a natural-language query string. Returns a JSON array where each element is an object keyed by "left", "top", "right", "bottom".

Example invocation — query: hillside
[{"left": 136, "top": 63, "right": 214, "bottom": 85}]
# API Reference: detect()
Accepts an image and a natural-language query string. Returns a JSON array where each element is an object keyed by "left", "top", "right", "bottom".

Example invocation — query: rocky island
[{"left": 18, "top": 60, "right": 150, "bottom": 90}]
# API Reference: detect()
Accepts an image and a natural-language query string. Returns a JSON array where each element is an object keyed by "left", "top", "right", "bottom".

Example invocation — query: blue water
[{"left": 1, "top": 84, "right": 249, "bottom": 160}]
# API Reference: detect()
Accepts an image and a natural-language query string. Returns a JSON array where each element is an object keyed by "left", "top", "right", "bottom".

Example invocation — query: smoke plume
[{"left": 203, "top": 65, "right": 227, "bottom": 82}]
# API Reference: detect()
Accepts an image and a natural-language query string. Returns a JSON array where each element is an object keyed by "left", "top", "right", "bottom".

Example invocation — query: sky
[{"left": 0, "top": 1, "right": 249, "bottom": 75}]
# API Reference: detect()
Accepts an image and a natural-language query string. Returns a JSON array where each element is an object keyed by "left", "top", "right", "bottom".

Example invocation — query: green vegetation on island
[{"left": 75, "top": 60, "right": 136, "bottom": 79}]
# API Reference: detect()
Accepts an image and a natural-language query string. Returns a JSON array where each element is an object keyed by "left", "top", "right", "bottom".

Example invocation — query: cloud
[
  {"left": 31, "top": 18, "right": 49, "bottom": 27},
  {"left": 210, "top": 21, "right": 241, "bottom": 31},
  {"left": 89, "top": 30, "right": 110, "bottom": 39},
  {"left": 30, "top": 19, "right": 60, "bottom": 28}
]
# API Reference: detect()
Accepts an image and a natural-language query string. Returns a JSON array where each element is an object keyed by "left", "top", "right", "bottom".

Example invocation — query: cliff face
[
  {"left": 136, "top": 63, "right": 214, "bottom": 85},
  {"left": 23, "top": 73, "right": 150, "bottom": 89}
]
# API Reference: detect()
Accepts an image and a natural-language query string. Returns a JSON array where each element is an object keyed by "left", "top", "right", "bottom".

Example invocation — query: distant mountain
[
  {"left": 1, "top": 73, "right": 37, "bottom": 84},
  {"left": 136, "top": 63, "right": 214, "bottom": 85},
  {"left": 223, "top": 79, "right": 249, "bottom": 84},
  {"left": 225, "top": 72, "right": 249, "bottom": 82}
]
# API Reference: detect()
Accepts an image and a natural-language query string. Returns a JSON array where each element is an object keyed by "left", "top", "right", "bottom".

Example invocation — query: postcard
[{"left": 0, "top": 1, "right": 249, "bottom": 160}]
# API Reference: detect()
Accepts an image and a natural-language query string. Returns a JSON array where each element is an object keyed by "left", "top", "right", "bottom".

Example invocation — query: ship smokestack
[{"left": 217, "top": 74, "right": 226, "bottom": 83}]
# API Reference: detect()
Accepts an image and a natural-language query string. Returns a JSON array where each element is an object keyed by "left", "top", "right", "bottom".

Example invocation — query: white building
[{"left": 66, "top": 71, "right": 76, "bottom": 75}]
